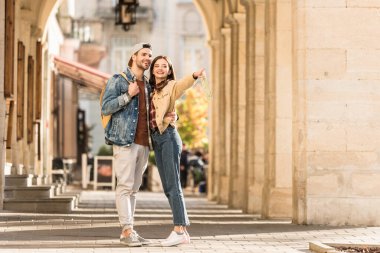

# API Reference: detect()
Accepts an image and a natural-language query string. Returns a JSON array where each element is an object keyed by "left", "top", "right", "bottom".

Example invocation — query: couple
[{"left": 101, "top": 43, "right": 204, "bottom": 247}]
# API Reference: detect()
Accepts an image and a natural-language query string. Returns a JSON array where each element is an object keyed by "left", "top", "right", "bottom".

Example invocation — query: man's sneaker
[
  {"left": 133, "top": 230, "right": 151, "bottom": 245},
  {"left": 120, "top": 233, "right": 142, "bottom": 247},
  {"left": 161, "top": 231, "right": 188, "bottom": 247}
]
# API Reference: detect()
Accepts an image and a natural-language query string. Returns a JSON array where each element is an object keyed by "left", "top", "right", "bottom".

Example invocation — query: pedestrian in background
[
  {"left": 188, "top": 150, "right": 205, "bottom": 192},
  {"left": 180, "top": 143, "right": 190, "bottom": 188}
]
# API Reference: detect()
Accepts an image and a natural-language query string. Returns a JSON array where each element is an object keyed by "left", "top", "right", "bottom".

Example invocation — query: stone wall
[
  {"left": 294, "top": 0, "right": 380, "bottom": 225},
  {"left": 196, "top": 0, "right": 380, "bottom": 226}
]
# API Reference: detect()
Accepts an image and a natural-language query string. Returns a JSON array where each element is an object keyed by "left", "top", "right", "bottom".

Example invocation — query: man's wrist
[{"left": 123, "top": 92, "right": 132, "bottom": 103}]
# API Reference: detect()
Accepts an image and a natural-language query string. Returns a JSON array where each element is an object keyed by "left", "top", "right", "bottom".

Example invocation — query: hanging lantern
[{"left": 115, "top": 0, "right": 139, "bottom": 31}]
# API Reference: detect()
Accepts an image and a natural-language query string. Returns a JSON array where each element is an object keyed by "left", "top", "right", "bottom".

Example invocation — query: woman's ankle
[{"left": 173, "top": 226, "right": 185, "bottom": 233}]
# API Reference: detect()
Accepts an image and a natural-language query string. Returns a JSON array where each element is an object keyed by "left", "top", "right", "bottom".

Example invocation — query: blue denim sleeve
[{"left": 101, "top": 75, "right": 129, "bottom": 115}]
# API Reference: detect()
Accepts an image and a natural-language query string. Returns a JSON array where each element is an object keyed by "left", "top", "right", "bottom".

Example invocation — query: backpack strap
[{"left": 120, "top": 72, "right": 128, "bottom": 81}]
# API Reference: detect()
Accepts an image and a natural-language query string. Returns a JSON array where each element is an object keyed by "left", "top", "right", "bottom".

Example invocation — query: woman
[{"left": 149, "top": 55, "right": 204, "bottom": 246}]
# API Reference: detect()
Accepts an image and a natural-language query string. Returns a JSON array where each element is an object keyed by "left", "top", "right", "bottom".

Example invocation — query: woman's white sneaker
[
  {"left": 184, "top": 230, "right": 191, "bottom": 244},
  {"left": 161, "top": 231, "right": 188, "bottom": 247}
]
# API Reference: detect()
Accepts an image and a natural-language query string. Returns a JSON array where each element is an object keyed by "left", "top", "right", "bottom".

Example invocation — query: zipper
[{"left": 144, "top": 80, "right": 153, "bottom": 150}]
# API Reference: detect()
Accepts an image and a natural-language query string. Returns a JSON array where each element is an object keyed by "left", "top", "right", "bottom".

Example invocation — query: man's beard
[{"left": 137, "top": 60, "right": 150, "bottom": 70}]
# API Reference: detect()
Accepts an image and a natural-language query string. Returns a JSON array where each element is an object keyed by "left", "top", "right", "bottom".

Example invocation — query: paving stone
[{"left": 0, "top": 190, "right": 379, "bottom": 252}]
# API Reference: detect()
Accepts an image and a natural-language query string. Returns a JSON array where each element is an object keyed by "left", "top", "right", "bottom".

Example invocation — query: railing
[{"left": 81, "top": 154, "right": 115, "bottom": 190}]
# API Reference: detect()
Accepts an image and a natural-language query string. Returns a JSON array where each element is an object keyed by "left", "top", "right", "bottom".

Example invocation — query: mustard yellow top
[{"left": 151, "top": 75, "right": 195, "bottom": 134}]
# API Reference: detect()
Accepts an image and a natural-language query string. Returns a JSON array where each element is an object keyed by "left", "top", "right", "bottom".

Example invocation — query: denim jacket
[{"left": 101, "top": 67, "right": 151, "bottom": 147}]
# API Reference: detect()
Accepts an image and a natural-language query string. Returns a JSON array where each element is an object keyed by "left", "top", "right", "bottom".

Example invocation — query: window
[{"left": 111, "top": 36, "right": 137, "bottom": 73}]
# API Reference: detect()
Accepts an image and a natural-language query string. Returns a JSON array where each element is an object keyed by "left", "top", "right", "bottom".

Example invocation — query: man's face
[{"left": 133, "top": 48, "right": 153, "bottom": 70}]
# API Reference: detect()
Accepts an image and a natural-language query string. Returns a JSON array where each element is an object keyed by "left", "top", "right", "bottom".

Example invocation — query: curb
[
  {"left": 310, "top": 242, "right": 380, "bottom": 253},
  {"left": 309, "top": 242, "right": 339, "bottom": 253}
]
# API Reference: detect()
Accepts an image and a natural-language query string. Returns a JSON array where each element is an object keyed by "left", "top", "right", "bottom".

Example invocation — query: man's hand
[
  {"left": 164, "top": 111, "right": 177, "bottom": 123},
  {"left": 128, "top": 82, "right": 139, "bottom": 97}
]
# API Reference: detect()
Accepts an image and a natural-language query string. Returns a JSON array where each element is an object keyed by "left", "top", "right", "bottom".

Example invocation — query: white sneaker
[
  {"left": 184, "top": 230, "right": 191, "bottom": 244},
  {"left": 161, "top": 231, "right": 188, "bottom": 247}
]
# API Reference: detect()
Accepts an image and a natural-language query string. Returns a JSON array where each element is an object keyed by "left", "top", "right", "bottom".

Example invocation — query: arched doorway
[
  {"left": 193, "top": 0, "right": 294, "bottom": 220},
  {"left": 0, "top": 0, "right": 213, "bottom": 211}
]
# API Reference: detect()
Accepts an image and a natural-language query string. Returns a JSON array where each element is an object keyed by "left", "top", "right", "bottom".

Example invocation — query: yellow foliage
[{"left": 176, "top": 86, "right": 209, "bottom": 149}]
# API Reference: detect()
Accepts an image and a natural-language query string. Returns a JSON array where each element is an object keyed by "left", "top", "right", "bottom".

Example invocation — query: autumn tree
[{"left": 176, "top": 86, "right": 209, "bottom": 150}]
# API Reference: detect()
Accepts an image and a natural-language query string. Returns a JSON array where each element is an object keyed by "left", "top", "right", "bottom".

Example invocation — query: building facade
[
  {"left": 56, "top": 0, "right": 208, "bottom": 156},
  {"left": 1, "top": 0, "right": 380, "bottom": 225},
  {"left": 195, "top": 0, "right": 380, "bottom": 225}
]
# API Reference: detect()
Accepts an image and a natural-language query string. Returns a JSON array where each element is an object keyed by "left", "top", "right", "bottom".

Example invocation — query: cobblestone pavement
[{"left": 0, "top": 190, "right": 379, "bottom": 253}]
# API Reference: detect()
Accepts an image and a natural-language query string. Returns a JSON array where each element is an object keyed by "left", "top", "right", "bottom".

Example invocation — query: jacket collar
[{"left": 123, "top": 67, "right": 149, "bottom": 83}]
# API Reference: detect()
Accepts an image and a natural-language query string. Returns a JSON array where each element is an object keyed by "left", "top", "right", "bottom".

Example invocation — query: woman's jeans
[{"left": 151, "top": 126, "right": 190, "bottom": 226}]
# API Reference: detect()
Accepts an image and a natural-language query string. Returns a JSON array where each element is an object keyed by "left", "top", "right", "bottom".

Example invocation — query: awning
[{"left": 53, "top": 56, "right": 111, "bottom": 92}]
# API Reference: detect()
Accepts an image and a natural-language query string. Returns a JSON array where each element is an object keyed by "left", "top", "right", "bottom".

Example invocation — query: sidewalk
[{"left": 0, "top": 190, "right": 379, "bottom": 253}]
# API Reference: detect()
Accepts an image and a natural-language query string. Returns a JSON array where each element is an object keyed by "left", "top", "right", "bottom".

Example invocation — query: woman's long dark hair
[{"left": 149, "top": 55, "right": 176, "bottom": 91}]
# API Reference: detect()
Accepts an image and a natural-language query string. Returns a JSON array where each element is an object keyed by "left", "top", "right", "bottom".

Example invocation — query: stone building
[
  {"left": 194, "top": 0, "right": 380, "bottom": 226},
  {"left": 1, "top": 0, "right": 380, "bottom": 225},
  {"left": 56, "top": 0, "right": 208, "bottom": 156}
]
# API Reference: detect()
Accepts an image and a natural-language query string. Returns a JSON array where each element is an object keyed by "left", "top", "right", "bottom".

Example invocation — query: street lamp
[{"left": 115, "top": 0, "right": 139, "bottom": 31}]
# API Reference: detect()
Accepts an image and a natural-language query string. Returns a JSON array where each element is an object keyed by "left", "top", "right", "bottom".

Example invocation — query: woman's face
[{"left": 153, "top": 58, "right": 170, "bottom": 80}]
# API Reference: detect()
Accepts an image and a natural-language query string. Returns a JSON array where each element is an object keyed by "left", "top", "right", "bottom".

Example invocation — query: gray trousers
[{"left": 113, "top": 143, "right": 149, "bottom": 231}]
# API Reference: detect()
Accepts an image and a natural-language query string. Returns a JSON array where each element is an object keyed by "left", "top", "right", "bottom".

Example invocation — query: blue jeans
[{"left": 151, "top": 126, "right": 190, "bottom": 226}]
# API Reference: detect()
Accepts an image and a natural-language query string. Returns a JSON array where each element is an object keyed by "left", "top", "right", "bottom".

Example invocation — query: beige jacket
[{"left": 152, "top": 75, "right": 195, "bottom": 134}]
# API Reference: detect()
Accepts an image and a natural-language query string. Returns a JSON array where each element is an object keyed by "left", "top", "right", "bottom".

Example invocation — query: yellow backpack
[{"left": 100, "top": 72, "right": 129, "bottom": 129}]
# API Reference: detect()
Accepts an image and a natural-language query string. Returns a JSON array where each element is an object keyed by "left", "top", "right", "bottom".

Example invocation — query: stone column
[
  {"left": 218, "top": 27, "right": 232, "bottom": 204},
  {"left": 9, "top": 43, "right": 18, "bottom": 175},
  {"left": 273, "top": 0, "right": 293, "bottom": 218},
  {"left": 0, "top": 0, "right": 6, "bottom": 209},
  {"left": 42, "top": 48, "right": 51, "bottom": 184},
  {"left": 27, "top": 38, "right": 38, "bottom": 178},
  {"left": 225, "top": 12, "right": 247, "bottom": 210},
  {"left": 207, "top": 38, "right": 220, "bottom": 201},
  {"left": 254, "top": 0, "right": 267, "bottom": 216},
  {"left": 7, "top": 0, "right": 18, "bottom": 176},
  {"left": 240, "top": 0, "right": 266, "bottom": 214},
  {"left": 292, "top": 0, "right": 307, "bottom": 225},
  {"left": 262, "top": 0, "right": 275, "bottom": 218},
  {"left": 262, "top": 0, "right": 293, "bottom": 219},
  {"left": 14, "top": 8, "right": 36, "bottom": 176},
  {"left": 225, "top": 16, "right": 238, "bottom": 209}
]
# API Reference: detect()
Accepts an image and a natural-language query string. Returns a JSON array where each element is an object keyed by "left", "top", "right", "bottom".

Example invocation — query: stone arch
[
  {"left": 191, "top": 0, "right": 294, "bottom": 219},
  {"left": 193, "top": 0, "right": 222, "bottom": 41},
  {"left": 37, "top": 0, "right": 60, "bottom": 35}
]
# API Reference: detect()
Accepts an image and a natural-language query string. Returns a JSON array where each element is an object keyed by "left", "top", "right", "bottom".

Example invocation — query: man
[{"left": 101, "top": 43, "right": 153, "bottom": 247}]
